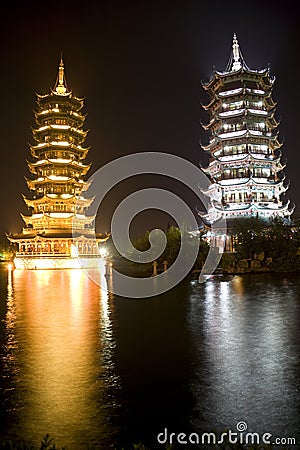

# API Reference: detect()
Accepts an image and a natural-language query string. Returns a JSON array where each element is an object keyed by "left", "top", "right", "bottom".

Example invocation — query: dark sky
[{"left": 1, "top": 0, "right": 300, "bottom": 241}]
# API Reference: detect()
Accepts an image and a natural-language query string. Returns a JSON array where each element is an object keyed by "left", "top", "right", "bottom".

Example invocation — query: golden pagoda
[{"left": 7, "top": 58, "right": 109, "bottom": 269}]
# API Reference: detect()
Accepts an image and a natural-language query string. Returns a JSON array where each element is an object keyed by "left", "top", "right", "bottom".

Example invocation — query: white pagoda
[{"left": 199, "top": 34, "right": 294, "bottom": 225}]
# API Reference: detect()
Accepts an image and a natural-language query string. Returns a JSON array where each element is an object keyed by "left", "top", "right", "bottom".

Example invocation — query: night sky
[{"left": 1, "top": 0, "right": 300, "bottom": 241}]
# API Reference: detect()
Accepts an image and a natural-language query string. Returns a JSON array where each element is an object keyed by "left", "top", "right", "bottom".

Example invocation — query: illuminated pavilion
[
  {"left": 7, "top": 58, "right": 109, "bottom": 269},
  {"left": 199, "top": 34, "right": 294, "bottom": 227}
]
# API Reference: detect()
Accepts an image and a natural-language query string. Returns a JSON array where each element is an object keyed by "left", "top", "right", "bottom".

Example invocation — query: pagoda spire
[
  {"left": 54, "top": 54, "right": 68, "bottom": 95},
  {"left": 232, "top": 33, "right": 241, "bottom": 71},
  {"left": 224, "top": 33, "right": 249, "bottom": 73}
]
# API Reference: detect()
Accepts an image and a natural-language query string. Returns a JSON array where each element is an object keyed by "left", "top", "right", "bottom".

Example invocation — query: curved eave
[
  {"left": 43, "top": 212, "right": 95, "bottom": 220},
  {"left": 95, "top": 232, "right": 111, "bottom": 243},
  {"left": 21, "top": 212, "right": 95, "bottom": 223},
  {"left": 213, "top": 200, "right": 252, "bottom": 211},
  {"left": 202, "top": 118, "right": 216, "bottom": 130},
  {"left": 215, "top": 177, "right": 283, "bottom": 187},
  {"left": 201, "top": 97, "right": 221, "bottom": 110},
  {"left": 33, "top": 158, "right": 90, "bottom": 170},
  {"left": 266, "top": 117, "right": 280, "bottom": 129},
  {"left": 217, "top": 108, "right": 275, "bottom": 120},
  {"left": 213, "top": 200, "right": 290, "bottom": 213},
  {"left": 200, "top": 141, "right": 214, "bottom": 152},
  {"left": 43, "top": 176, "right": 88, "bottom": 186},
  {"left": 216, "top": 89, "right": 274, "bottom": 105},
  {"left": 213, "top": 153, "right": 282, "bottom": 164},
  {"left": 200, "top": 165, "right": 211, "bottom": 174},
  {"left": 201, "top": 73, "right": 218, "bottom": 90},
  {"left": 216, "top": 66, "right": 273, "bottom": 83},
  {"left": 29, "top": 142, "right": 90, "bottom": 153},
  {"left": 22, "top": 194, "right": 95, "bottom": 206},
  {"left": 212, "top": 129, "right": 279, "bottom": 142},
  {"left": 36, "top": 91, "right": 84, "bottom": 110},
  {"left": 50, "top": 88, "right": 73, "bottom": 97},
  {"left": 34, "top": 110, "right": 86, "bottom": 123},
  {"left": 32, "top": 128, "right": 88, "bottom": 140},
  {"left": 26, "top": 176, "right": 89, "bottom": 188},
  {"left": 203, "top": 66, "right": 274, "bottom": 93},
  {"left": 7, "top": 231, "right": 111, "bottom": 242}
]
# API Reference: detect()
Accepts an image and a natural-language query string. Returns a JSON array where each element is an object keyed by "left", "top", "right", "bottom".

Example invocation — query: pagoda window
[
  {"left": 262, "top": 168, "right": 271, "bottom": 177},
  {"left": 55, "top": 118, "right": 67, "bottom": 125}
]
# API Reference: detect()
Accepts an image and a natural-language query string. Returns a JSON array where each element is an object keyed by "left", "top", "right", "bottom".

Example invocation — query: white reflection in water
[{"left": 189, "top": 275, "right": 300, "bottom": 437}]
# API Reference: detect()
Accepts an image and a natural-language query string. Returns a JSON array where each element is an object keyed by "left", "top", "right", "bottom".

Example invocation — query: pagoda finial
[
  {"left": 232, "top": 33, "right": 242, "bottom": 71},
  {"left": 55, "top": 54, "right": 68, "bottom": 95}
]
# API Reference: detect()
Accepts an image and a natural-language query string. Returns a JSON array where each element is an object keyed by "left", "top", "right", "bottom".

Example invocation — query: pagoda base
[{"left": 13, "top": 255, "right": 105, "bottom": 270}]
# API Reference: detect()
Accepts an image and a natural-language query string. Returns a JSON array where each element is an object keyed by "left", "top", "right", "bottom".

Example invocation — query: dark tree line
[{"left": 225, "top": 216, "right": 300, "bottom": 272}]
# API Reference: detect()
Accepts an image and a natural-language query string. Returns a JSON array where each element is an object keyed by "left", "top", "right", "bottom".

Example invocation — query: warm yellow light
[
  {"left": 48, "top": 175, "right": 69, "bottom": 181},
  {"left": 48, "top": 212, "right": 73, "bottom": 218},
  {"left": 70, "top": 244, "right": 78, "bottom": 258},
  {"left": 61, "top": 194, "right": 73, "bottom": 199},
  {"left": 51, "top": 141, "right": 70, "bottom": 146},
  {"left": 51, "top": 125, "right": 70, "bottom": 130},
  {"left": 99, "top": 247, "right": 108, "bottom": 258},
  {"left": 48, "top": 158, "right": 72, "bottom": 164}
]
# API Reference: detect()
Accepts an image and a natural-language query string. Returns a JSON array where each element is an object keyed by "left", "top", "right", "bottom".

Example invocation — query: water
[{"left": 0, "top": 265, "right": 299, "bottom": 449}]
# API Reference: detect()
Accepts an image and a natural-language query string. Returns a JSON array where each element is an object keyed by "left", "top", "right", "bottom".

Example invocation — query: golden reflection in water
[
  {"left": 3, "top": 266, "right": 19, "bottom": 388},
  {"left": 6, "top": 264, "right": 115, "bottom": 448},
  {"left": 231, "top": 274, "right": 244, "bottom": 295}
]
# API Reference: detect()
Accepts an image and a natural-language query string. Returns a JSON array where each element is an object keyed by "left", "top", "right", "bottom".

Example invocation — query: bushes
[
  {"left": 225, "top": 217, "right": 300, "bottom": 273},
  {"left": 131, "top": 226, "right": 209, "bottom": 273}
]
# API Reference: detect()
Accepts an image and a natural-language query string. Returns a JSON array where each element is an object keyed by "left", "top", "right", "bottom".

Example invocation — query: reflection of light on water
[
  {"left": 203, "top": 279, "right": 231, "bottom": 337},
  {"left": 69, "top": 270, "right": 85, "bottom": 320},
  {"left": 99, "top": 263, "right": 115, "bottom": 362},
  {"left": 231, "top": 275, "right": 244, "bottom": 295},
  {"left": 188, "top": 274, "right": 300, "bottom": 438},
  {"left": 219, "top": 281, "right": 230, "bottom": 322},
  {"left": 4, "top": 265, "right": 18, "bottom": 379},
  {"left": 4, "top": 268, "right": 116, "bottom": 448}
]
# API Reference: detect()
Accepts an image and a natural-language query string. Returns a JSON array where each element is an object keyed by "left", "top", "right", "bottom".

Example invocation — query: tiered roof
[
  {"left": 199, "top": 34, "right": 294, "bottom": 224},
  {"left": 9, "top": 58, "right": 98, "bottom": 237}
]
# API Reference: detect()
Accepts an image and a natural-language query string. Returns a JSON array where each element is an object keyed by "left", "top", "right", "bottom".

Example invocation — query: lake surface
[{"left": 0, "top": 265, "right": 299, "bottom": 449}]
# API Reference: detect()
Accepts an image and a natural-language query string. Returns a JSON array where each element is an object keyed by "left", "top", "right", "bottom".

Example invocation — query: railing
[
  {"left": 224, "top": 197, "right": 273, "bottom": 204},
  {"left": 216, "top": 173, "right": 274, "bottom": 181},
  {"left": 216, "top": 150, "right": 271, "bottom": 157},
  {"left": 16, "top": 251, "right": 100, "bottom": 256}
]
